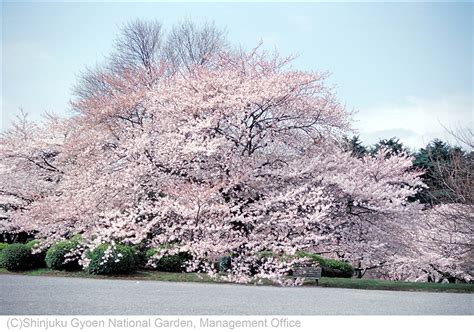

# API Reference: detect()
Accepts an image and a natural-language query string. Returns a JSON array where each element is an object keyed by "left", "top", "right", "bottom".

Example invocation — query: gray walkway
[{"left": 0, "top": 275, "right": 472, "bottom": 315}]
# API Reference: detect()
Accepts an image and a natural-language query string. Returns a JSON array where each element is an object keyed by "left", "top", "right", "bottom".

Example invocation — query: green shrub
[
  {"left": 1, "top": 243, "right": 34, "bottom": 271},
  {"left": 255, "top": 250, "right": 354, "bottom": 277},
  {"left": 129, "top": 245, "right": 147, "bottom": 268},
  {"left": 145, "top": 248, "right": 158, "bottom": 260},
  {"left": 86, "top": 243, "right": 136, "bottom": 275},
  {"left": 25, "top": 240, "right": 38, "bottom": 249},
  {"left": 295, "top": 251, "right": 321, "bottom": 261},
  {"left": 320, "top": 258, "right": 353, "bottom": 277},
  {"left": 45, "top": 238, "right": 82, "bottom": 271},
  {"left": 144, "top": 245, "right": 191, "bottom": 272},
  {"left": 0, "top": 242, "right": 8, "bottom": 251},
  {"left": 140, "top": 247, "right": 157, "bottom": 268},
  {"left": 25, "top": 240, "right": 47, "bottom": 268},
  {"left": 156, "top": 253, "right": 190, "bottom": 272},
  {"left": 295, "top": 251, "right": 353, "bottom": 278},
  {"left": 0, "top": 243, "right": 9, "bottom": 267}
]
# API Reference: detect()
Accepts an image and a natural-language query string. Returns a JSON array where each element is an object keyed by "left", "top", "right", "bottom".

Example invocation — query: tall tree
[
  {"left": 413, "top": 139, "right": 472, "bottom": 205},
  {"left": 3, "top": 20, "right": 471, "bottom": 284},
  {"left": 343, "top": 135, "right": 367, "bottom": 158},
  {"left": 371, "top": 137, "right": 409, "bottom": 157},
  {"left": 2, "top": 46, "right": 430, "bottom": 284}
]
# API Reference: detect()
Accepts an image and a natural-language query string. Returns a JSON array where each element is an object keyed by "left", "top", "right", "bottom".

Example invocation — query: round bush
[
  {"left": 45, "top": 239, "right": 82, "bottom": 271},
  {"left": 1, "top": 243, "right": 34, "bottom": 271},
  {"left": 86, "top": 243, "right": 136, "bottom": 275}
]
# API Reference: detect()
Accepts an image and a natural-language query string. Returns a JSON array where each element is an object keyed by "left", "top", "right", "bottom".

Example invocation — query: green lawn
[
  {"left": 316, "top": 277, "right": 473, "bottom": 293},
  {"left": 1, "top": 267, "right": 472, "bottom": 293},
  {"left": 0, "top": 267, "right": 217, "bottom": 283}
]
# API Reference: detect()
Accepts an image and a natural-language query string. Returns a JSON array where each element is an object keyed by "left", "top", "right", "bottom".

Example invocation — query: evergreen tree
[
  {"left": 371, "top": 137, "right": 410, "bottom": 158},
  {"left": 343, "top": 135, "right": 367, "bottom": 158},
  {"left": 413, "top": 139, "right": 471, "bottom": 205}
]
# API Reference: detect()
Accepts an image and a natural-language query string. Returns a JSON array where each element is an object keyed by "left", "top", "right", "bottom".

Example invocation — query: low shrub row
[
  {"left": 0, "top": 240, "right": 354, "bottom": 279},
  {"left": 0, "top": 240, "right": 188, "bottom": 275}
]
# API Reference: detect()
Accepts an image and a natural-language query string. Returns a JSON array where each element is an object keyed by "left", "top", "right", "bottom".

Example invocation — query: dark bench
[{"left": 292, "top": 265, "right": 322, "bottom": 285}]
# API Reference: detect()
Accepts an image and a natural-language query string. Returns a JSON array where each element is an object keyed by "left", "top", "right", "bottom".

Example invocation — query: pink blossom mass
[{"left": 0, "top": 44, "right": 471, "bottom": 285}]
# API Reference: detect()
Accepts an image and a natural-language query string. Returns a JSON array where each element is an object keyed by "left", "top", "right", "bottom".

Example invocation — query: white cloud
[{"left": 355, "top": 94, "right": 473, "bottom": 149}]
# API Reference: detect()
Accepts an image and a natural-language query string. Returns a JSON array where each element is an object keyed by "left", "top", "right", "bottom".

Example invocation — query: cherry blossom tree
[
  {"left": 0, "top": 111, "right": 71, "bottom": 240},
  {"left": 3, "top": 44, "right": 436, "bottom": 284},
  {"left": 3, "top": 19, "right": 469, "bottom": 284},
  {"left": 406, "top": 128, "right": 473, "bottom": 283}
]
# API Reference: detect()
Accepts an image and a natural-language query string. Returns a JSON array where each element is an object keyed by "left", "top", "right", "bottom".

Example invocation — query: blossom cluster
[{"left": 1, "top": 47, "right": 470, "bottom": 284}]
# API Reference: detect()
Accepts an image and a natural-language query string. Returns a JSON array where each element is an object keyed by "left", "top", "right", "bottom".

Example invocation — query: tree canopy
[{"left": 1, "top": 19, "right": 471, "bottom": 284}]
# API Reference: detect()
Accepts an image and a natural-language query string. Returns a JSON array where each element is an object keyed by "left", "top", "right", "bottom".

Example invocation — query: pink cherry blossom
[{"left": 1, "top": 47, "right": 470, "bottom": 284}]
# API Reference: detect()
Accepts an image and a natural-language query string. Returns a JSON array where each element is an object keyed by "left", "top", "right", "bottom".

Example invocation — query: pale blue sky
[{"left": 1, "top": 1, "right": 472, "bottom": 148}]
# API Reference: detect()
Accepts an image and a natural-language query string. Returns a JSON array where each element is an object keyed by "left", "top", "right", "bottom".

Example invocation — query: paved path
[{"left": 0, "top": 275, "right": 472, "bottom": 315}]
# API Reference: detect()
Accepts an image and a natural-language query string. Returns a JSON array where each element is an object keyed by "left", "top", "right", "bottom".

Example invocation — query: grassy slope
[{"left": 1, "top": 267, "right": 473, "bottom": 293}]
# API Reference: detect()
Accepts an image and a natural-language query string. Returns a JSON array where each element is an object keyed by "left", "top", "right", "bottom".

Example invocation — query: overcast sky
[{"left": 1, "top": 1, "right": 472, "bottom": 149}]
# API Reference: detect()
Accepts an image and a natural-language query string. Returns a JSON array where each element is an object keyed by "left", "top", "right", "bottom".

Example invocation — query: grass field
[
  {"left": 317, "top": 277, "right": 473, "bottom": 293},
  {"left": 1, "top": 267, "right": 472, "bottom": 293}
]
